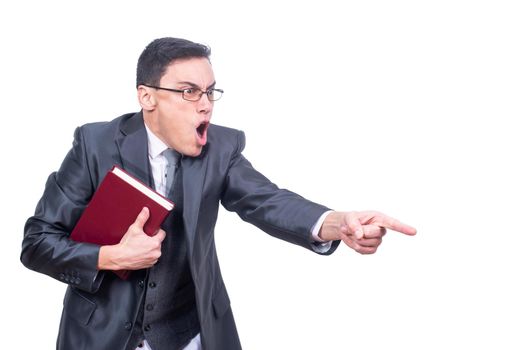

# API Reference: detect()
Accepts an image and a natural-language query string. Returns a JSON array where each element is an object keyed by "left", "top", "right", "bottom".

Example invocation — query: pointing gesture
[{"left": 319, "top": 211, "right": 416, "bottom": 254}]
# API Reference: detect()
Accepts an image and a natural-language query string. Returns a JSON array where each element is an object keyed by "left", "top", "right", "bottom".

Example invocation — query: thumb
[
  {"left": 133, "top": 207, "right": 150, "bottom": 230},
  {"left": 346, "top": 211, "right": 364, "bottom": 239}
]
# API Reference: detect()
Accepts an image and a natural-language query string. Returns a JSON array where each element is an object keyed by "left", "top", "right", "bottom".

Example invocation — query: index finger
[
  {"left": 375, "top": 215, "right": 417, "bottom": 236},
  {"left": 153, "top": 229, "right": 167, "bottom": 242}
]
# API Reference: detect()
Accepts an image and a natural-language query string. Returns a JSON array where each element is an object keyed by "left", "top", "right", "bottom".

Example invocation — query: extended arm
[{"left": 220, "top": 131, "right": 340, "bottom": 255}]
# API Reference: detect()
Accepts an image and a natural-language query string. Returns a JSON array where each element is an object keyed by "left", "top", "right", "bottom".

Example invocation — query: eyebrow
[{"left": 176, "top": 81, "right": 217, "bottom": 90}]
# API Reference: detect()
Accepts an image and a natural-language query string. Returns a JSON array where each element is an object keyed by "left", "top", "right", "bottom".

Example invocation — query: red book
[{"left": 70, "top": 166, "right": 174, "bottom": 280}]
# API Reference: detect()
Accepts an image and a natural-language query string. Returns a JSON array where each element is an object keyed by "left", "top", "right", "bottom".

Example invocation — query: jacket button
[
  {"left": 148, "top": 282, "right": 156, "bottom": 288},
  {"left": 124, "top": 322, "right": 132, "bottom": 330},
  {"left": 144, "top": 324, "right": 151, "bottom": 332},
  {"left": 146, "top": 304, "right": 154, "bottom": 311},
  {"left": 74, "top": 277, "right": 81, "bottom": 285},
  {"left": 59, "top": 273, "right": 65, "bottom": 280}
]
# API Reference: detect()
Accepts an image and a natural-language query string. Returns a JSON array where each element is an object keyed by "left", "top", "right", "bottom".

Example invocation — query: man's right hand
[{"left": 97, "top": 207, "right": 166, "bottom": 271}]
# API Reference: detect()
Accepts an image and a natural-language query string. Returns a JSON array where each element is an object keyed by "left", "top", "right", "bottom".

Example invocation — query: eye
[{"left": 183, "top": 88, "right": 200, "bottom": 100}]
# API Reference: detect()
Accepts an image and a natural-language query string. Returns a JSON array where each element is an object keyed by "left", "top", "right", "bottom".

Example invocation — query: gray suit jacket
[{"left": 21, "top": 111, "right": 339, "bottom": 350}]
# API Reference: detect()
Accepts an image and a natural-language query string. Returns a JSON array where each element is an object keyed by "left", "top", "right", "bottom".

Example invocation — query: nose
[{"left": 197, "top": 92, "right": 213, "bottom": 114}]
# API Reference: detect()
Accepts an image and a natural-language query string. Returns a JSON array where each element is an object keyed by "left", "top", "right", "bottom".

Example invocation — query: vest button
[
  {"left": 138, "top": 280, "right": 145, "bottom": 288},
  {"left": 148, "top": 282, "right": 157, "bottom": 288},
  {"left": 144, "top": 324, "right": 151, "bottom": 332},
  {"left": 146, "top": 304, "right": 154, "bottom": 311},
  {"left": 124, "top": 322, "right": 132, "bottom": 330}
]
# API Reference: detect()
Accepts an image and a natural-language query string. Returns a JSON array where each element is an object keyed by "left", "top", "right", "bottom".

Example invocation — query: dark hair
[{"left": 136, "top": 37, "right": 211, "bottom": 87}]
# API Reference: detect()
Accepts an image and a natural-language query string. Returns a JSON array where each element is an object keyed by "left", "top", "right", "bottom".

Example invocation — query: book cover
[{"left": 70, "top": 166, "right": 174, "bottom": 280}]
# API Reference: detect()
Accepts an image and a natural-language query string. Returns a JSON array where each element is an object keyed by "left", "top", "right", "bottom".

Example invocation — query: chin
[{"left": 185, "top": 146, "right": 203, "bottom": 158}]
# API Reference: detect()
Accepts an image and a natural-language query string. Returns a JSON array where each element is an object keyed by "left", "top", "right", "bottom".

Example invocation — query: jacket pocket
[
  {"left": 212, "top": 284, "right": 231, "bottom": 318},
  {"left": 63, "top": 287, "right": 97, "bottom": 326}
]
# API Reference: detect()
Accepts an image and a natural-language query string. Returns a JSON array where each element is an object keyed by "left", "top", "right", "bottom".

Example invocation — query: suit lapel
[{"left": 114, "top": 111, "right": 153, "bottom": 187}]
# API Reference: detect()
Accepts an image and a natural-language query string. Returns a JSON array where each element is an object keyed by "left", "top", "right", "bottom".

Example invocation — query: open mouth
[
  {"left": 196, "top": 121, "right": 209, "bottom": 145},
  {"left": 197, "top": 121, "right": 208, "bottom": 136}
]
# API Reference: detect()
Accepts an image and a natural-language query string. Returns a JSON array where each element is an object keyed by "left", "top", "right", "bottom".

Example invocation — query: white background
[{"left": 1, "top": 1, "right": 523, "bottom": 349}]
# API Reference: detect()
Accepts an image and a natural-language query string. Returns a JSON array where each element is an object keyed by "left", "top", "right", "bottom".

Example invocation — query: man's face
[{"left": 145, "top": 57, "right": 215, "bottom": 157}]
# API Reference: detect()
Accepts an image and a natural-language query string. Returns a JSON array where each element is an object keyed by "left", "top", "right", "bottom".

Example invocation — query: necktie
[{"left": 162, "top": 149, "right": 180, "bottom": 199}]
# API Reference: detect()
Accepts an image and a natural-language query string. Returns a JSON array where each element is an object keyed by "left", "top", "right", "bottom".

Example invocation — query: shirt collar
[{"left": 145, "top": 124, "right": 169, "bottom": 159}]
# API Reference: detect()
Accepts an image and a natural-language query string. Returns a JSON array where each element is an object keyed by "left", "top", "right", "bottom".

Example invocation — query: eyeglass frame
[{"left": 141, "top": 84, "right": 224, "bottom": 101}]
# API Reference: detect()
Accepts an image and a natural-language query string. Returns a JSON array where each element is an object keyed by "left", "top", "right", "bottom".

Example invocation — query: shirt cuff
[
  {"left": 311, "top": 210, "right": 333, "bottom": 242},
  {"left": 310, "top": 210, "right": 334, "bottom": 253}
]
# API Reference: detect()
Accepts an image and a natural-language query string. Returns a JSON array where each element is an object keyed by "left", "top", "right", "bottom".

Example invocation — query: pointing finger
[{"left": 375, "top": 214, "right": 417, "bottom": 236}]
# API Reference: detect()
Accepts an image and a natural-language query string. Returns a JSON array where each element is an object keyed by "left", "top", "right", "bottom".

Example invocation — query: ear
[{"left": 137, "top": 85, "right": 156, "bottom": 111}]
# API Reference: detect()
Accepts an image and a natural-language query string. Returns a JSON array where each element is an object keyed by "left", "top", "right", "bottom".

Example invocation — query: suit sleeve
[
  {"left": 221, "top": 131, "right": 340, "bottom": 255},
  {"left": 21, "top": 127, "right": 105, "bottom": 293}
]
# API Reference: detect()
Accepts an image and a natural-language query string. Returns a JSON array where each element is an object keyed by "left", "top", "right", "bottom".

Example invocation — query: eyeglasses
[{"left": 143, "top": 84, "right": 224, "bottom": 101}]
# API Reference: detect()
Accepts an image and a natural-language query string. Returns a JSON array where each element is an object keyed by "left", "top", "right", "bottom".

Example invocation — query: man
[{"left": 21, "top": 37, "right": 416, "bottom": 350}]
